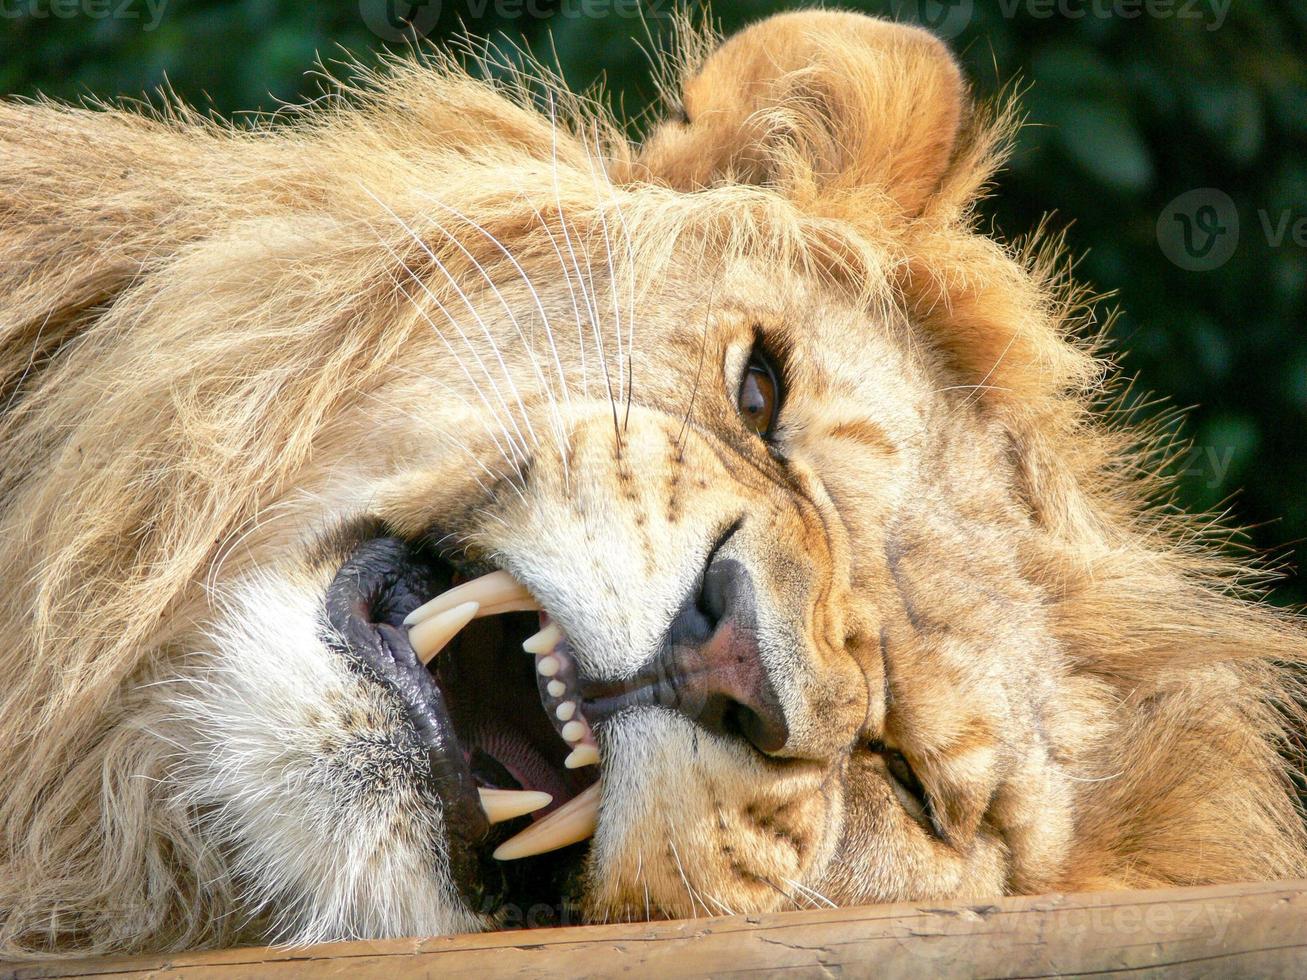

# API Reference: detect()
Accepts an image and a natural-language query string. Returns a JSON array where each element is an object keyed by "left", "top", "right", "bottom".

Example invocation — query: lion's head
[{"left": 1, "top": 10, "right": 1304, "bottom": 957}]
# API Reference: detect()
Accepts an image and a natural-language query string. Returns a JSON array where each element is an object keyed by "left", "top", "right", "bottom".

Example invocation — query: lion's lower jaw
[{"left": 161, "top": 572, "right": 485, "bottom": 946}]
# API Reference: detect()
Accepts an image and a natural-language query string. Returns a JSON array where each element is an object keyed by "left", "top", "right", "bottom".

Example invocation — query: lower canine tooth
[
  {"left": 478, "top": 788, "right": 552, "bottom": 824},
  {"left": 492, "top": 783, "right": 600, "bottom": 860},
  {"left": 523, "top": 622, "right": 564, "bottom": 655},
  {"left": 403, "top": 570, "right": 537, "bottom": 626},
  {"left": 408, "top": 601, "right": 479, "bottom": 664},
  {"left": 565, "top": 744, "right": 600, "bottom": 769}
]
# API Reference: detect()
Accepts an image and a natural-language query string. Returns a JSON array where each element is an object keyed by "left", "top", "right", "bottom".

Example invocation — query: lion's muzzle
[{"left": 578, "top": 534, "right": 790, "bottom": 756}]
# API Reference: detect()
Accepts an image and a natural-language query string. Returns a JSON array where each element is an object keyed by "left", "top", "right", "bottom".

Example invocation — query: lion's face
[{"left": 290, "top": 231, "right": 1083, "bottom": 921}]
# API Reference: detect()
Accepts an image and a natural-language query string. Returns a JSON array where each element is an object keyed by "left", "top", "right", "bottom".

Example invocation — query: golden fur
[{"left": 0, "top": 9, "right": 1304, "bottom": 957}]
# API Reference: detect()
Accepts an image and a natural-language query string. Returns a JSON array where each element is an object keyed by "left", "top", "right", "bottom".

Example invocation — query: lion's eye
[
  {"left": 736, "top": 348, "right": 781, "bottom": 439},
  {"left": 884, "top": 749, "right": 925, "bottom": 802},
  {"left": 867, "top": 739, "right": 938, "bottom": 835}
]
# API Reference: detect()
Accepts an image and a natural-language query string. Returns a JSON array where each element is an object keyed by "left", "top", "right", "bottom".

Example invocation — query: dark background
[{"left": 3, "top": 0, "right": 1303, "bottom": 601}]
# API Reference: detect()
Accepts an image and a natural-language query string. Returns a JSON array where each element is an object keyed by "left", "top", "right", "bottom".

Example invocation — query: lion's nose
[
  {"left": 665, "top": 552, "right": 789, "bottom": 752},
  {"left": 580, "top": 547, "right": 789, "bottom": 754}
]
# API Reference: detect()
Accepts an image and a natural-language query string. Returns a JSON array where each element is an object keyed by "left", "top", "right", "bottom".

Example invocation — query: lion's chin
[{"left": 324, "top": 535, "right": 602, "bottom": 924}]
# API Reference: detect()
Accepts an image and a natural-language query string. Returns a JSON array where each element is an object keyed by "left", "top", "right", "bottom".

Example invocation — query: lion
[{"left": 0, "top": 9, "right": 1304, "bottom": 959}]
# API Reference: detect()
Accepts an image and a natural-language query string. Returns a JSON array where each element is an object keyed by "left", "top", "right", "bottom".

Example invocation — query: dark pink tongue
[
  {"left": 433, "top": 609, "right": 596, "bottom": 815},
  {"left": 467, "top": 726, "right": 573, "bottom": 811}
]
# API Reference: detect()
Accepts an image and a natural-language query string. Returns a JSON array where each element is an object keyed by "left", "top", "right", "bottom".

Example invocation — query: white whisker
[
  {"left": 418, "top": 195, "right": 572, "bottom": 487},
  {"left": 571, "top": 136, "right": 623, "bottom": 452},
  {"left": 385, "top": 264, "right": 528, "bottom": 484},
  {"left": 548, "top": 94, "right": 608, "bottom": 414},
  {"left": 668, "top": 837, "right": 704, "bottom": 919},
  {"left": 356, "top": 385, "right": 519, "bottom": 509},
  {"left": 362, "top": 189, "right": 536, "bottom": 465},
  {"left": 779, "top": 876, "right": 838, "bottom": 909}
]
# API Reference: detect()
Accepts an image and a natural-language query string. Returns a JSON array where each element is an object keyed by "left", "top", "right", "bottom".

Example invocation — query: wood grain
[{"left": 7, "top": 879, "right": 1305, "bottom": 979}]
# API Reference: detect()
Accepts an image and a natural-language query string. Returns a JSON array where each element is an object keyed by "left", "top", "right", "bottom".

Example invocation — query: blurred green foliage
[{"left": 2, "top": 0, "right": 1304, "bottom": 600}]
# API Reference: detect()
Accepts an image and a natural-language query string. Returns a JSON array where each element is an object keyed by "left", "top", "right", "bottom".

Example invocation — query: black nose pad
[{"left": 660, "top": 552, "right": 790, "bottom": 754}]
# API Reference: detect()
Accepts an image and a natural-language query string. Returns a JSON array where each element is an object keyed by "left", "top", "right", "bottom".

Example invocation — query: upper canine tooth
[
  {"left": 408, "top": 601, "right": 479, "bottom": 664},
  {"left": 522, "top": 622, "right": 564, "bottom": 655},
  {"left": 492, "top": 782, "right": 600, "bottom": 861},
  {"left": 403, "top": 570, "right": 537, "bottom": 626},
  {"left": 478, "top": 788, "right": 552, "bottom": 824}
]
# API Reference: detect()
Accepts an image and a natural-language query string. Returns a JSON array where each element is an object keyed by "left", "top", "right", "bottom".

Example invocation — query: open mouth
[{"left": 323, "top": 535, "right": 602, "bottom": 920}]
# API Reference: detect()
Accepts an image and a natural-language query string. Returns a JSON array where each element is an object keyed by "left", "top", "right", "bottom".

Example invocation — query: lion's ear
[{"left": 637, "top": 11, "right": 965, "bottom": 221}]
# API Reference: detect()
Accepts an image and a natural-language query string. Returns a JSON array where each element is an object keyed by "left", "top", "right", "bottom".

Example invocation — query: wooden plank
[{"left": 6, "top": 879, "right": 1306, "bottom": 980}]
